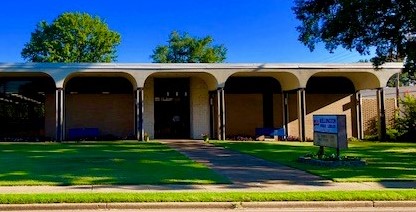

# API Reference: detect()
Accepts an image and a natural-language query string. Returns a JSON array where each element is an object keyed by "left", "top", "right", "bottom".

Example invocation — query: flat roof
[{"left": 0, "top": 62, "right": 404, "bottom": 71}]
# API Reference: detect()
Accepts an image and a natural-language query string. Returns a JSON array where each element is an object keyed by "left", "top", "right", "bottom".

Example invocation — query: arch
[
  {"left": 306, "top": 76, "right": 355, "bottom": 93},
  {"left": 63, "top": 72, "right": 136, "bottom": 140},
  {"left": 143, "top": 72, "right": 218, "bottom": 91},
  {"left": 226, "top": 72, "right": 300, "bottom": 91},
  {"left": 0, "top": 72, "right": 56, "bottom": 141},
  {"left": 304, "top": 75, "right": 357, "bottom": 139},
  {"left": 63, "top": 71, "right": 137, "bottom": 89},
  {"left": 142, "top": 72, "right": 218, "bottom": 139},
  {"left": 224, "top": 74, "right": 284, "bottom": 138},
  {"left": 310, "top": 72, "right": 381, "bottom": 90}
]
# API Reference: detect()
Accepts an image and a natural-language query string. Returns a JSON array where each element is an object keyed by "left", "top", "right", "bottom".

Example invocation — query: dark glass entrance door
[{"left": 154, "top": 78, "right": 190, "bottom": 139}]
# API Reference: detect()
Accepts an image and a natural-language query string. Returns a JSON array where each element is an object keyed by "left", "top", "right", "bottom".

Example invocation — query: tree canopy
[
  {"left": 21, "top": 12, "right": 121, "bottom": 63},
  {"left": 293, "top": 0, "right": 416, "bottom": 78},
  {"left": 151, "top": 31, "right": 227, "bottom": 63}
]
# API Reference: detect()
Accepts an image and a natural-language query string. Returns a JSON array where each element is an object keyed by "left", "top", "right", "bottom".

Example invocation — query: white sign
[
  {"left": 313, "top": 115, "right": 338, "bottom": 134},
  {"left": 313, "top": 115, "right": 347, "bottom": 150}
]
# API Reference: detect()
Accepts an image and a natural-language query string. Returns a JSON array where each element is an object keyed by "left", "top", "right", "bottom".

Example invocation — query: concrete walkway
[
  {"left": 163, "top": 140, "right": 327, "bottom": 187},
  {"left": 160, "top": 140, "right": 416, "bottom": 191}
]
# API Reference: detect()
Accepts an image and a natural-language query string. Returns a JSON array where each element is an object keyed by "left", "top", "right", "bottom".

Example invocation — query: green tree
[
  {"left": 21, "top": 12, "right": 121, "bottom": 62},
  {"left": 151, "top": 31, "right": 227, "bottom": 63},
  {"left": 293, "top": 0, "right": 416, "bottom": 78}
]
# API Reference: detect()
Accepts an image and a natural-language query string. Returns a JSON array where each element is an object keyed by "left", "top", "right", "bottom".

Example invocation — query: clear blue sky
[{"left": 0, "top": 0, "right": 371, "bottom": 63}]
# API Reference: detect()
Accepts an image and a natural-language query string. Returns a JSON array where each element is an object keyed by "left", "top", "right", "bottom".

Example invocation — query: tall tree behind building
[
  {"left": 21, "top": 12, "right": 121, "bottom": 62},
  {"left": 151, "top": 31, "right": 227, "bottom": 63}
]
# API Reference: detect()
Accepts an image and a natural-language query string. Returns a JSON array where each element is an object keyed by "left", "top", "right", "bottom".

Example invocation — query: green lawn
[
  {"left": 1, "top": 190, "right": 416, "bottom": 203},
  {"left": 0, "top": 142, "right": 229, "bottom": 185},
  {"left": 215, "top": 141, "right": 416, "bottom": 182}
]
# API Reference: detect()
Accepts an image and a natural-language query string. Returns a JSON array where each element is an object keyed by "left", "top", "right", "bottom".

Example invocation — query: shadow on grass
[
  {"left": 0, "top": 142, "right": 229, "bottom": 186},
  {"left": 215, "top": 141, "right": 416, "bottom": 183}
]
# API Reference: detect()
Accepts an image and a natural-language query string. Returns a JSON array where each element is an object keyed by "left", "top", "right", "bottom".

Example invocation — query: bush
[
  {"left": 363, "top": 134, "right": 378, "bottom": 141},
  {"left": 347, "top": 137, "right": 361, "bottom": 142},
  {"left": 386, "top": 127, "right": 401, "bottom": 141},
  {"left": 395, "top": 95, "right": 416, "bottom": 141}
]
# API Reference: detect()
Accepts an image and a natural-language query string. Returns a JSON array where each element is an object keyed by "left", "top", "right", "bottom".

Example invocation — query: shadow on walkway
[{"left": 162, "top": 140, "right": 331, "bottom": 189}]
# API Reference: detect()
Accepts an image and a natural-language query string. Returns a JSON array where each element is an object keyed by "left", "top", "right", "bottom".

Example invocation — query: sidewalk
[{"left": 0, "top": 181, "right": 414, "bottom": 194}]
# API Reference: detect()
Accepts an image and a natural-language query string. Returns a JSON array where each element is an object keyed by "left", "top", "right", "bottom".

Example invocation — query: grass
[
  {"left": 0, "top": 190, "right": 416, "bottom": 203},
  {"left": 214, "top": 141, "right": 416, "bottom": 182},
  {"left": 0, "top": 141, "right": 229, "bottom": 185}
]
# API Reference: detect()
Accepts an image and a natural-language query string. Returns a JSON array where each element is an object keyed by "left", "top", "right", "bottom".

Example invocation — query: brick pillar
[
  {"left": 136, "top": 87, "right": 144, "bottom": 141},
  {"left": 55, "top": 88, "right": 65, "bottom": 141}
]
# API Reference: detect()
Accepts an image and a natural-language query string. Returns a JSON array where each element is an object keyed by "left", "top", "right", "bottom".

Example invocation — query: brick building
[{"left": 0, "top": 63, "right": 402, "bottom": 141}]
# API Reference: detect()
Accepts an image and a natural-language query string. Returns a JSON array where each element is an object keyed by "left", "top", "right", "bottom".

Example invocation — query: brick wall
[
  {"left": 287, "top": 92, "right": 299, "bottom": 139},
  {"left": 65, "top": 94, "right": 135, "bottom": 139},
  {"left": 305, "top": 94, "right": 356, "bottom": 139},
  {"left": 44, "top": 93, "right": 56, "bottom": 139},
  {"left": 225, "top": 94, "right": 263, "bottom": 137},
  {"left": 287, "top": 93, "right": 356, "bottom": 139},
  {"left": 273, "top": 94, "right": 284, "bottom": 128},
  {"left": 362, "top": 97, "right": 396, "bottom": 136},
  {"left": 190, "top": 77, "right": 210, "bottom": 139},
  {"left": 144, "top": 77, "right": 155, "bottom": 138}
]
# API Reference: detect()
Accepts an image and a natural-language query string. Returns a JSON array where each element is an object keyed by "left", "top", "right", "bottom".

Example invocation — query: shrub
[
  {"left": 347, "top": 137, "right": 361, "bottom": 142},
  {"left": 363, "top": 134, "right": 378, "bottom": 141},
  {"left": 286, "top": 135, "right": 300, "bottom": 141},
  {"left": 226, "top": 135, "right": 254, "bottom": 141},
  {"left": 386, "top": 127, "right": 401, "bottom": 141},
  {"left": 395, "top": 95, "right": 416, "bottom": 141}
]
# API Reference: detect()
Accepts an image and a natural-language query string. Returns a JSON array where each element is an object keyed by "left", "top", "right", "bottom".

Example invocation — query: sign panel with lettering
[
  {"left": 313, "top": 115, "right": 338, "bottom": 134},
  {"left": 313, "top": 115, "right": 347, "bottom": 150}
]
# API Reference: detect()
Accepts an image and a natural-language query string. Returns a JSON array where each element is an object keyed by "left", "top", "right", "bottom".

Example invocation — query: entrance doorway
[{"left": 154, "top": 78, "right": 190, "bottom": 139}]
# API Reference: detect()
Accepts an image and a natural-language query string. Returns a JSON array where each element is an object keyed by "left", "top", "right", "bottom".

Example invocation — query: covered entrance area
[
  {"left": 0, "top": 73, "right": 56, "bottom": 141},
  {"left": 224, "top": 76, "right": 283, "bottom": 138},
  {"left": 64, "top": 73, "right": 135, "bottom": 140},
  {"left": 154, "top": 78, "right": 190, "bottom": 139}
]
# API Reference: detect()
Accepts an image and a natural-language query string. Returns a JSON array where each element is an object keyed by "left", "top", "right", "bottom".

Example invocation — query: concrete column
[
  {"left": 217, "top": 88, "right": 226, "bottom": 140},
  {"left": 55, "top": 88, "right": 64, "bottom": 141},
  {"left": 356, "top": 91, "right": 363, "bottom": 140},
  {"left": 136, "top": 88, "right": 144, "bottom": 141},
  {"left": 209, "top": 91, "right": 215, "bottom": 139},
  {"left": 377, "top": 87, "right": 386, "bottom": 141},
  {"left": 282, "top": 91, "right": 289, "bottom": 138},
  {"left": 297, "top": 88, "right": 306, "bottom": 141}
]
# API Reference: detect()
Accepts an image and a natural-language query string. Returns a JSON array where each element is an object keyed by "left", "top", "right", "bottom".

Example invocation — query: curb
[{"left": 0, "top": 201, "right": 415, "bottom": 211}]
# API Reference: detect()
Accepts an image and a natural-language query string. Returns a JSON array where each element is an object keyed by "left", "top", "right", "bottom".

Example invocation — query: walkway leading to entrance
[{"left": 162, "top": 140, "right": 328, "bottom": 188}]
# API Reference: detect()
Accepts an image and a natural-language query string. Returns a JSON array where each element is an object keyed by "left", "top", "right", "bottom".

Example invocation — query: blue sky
[{"left": 0, "top": 0, "right": 371, "bottom": 63}]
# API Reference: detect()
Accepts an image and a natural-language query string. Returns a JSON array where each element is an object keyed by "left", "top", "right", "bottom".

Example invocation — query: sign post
[{"left": 313, "top": 115, "right": 347, "bottom": 158}]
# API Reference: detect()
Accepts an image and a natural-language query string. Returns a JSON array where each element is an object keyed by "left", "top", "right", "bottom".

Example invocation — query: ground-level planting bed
[
  {"left": 0, "top": 142, "right": 229, "bottom": 185},
  {"left": 215, "top": 141, "right": 416, "bottom": 182}
]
